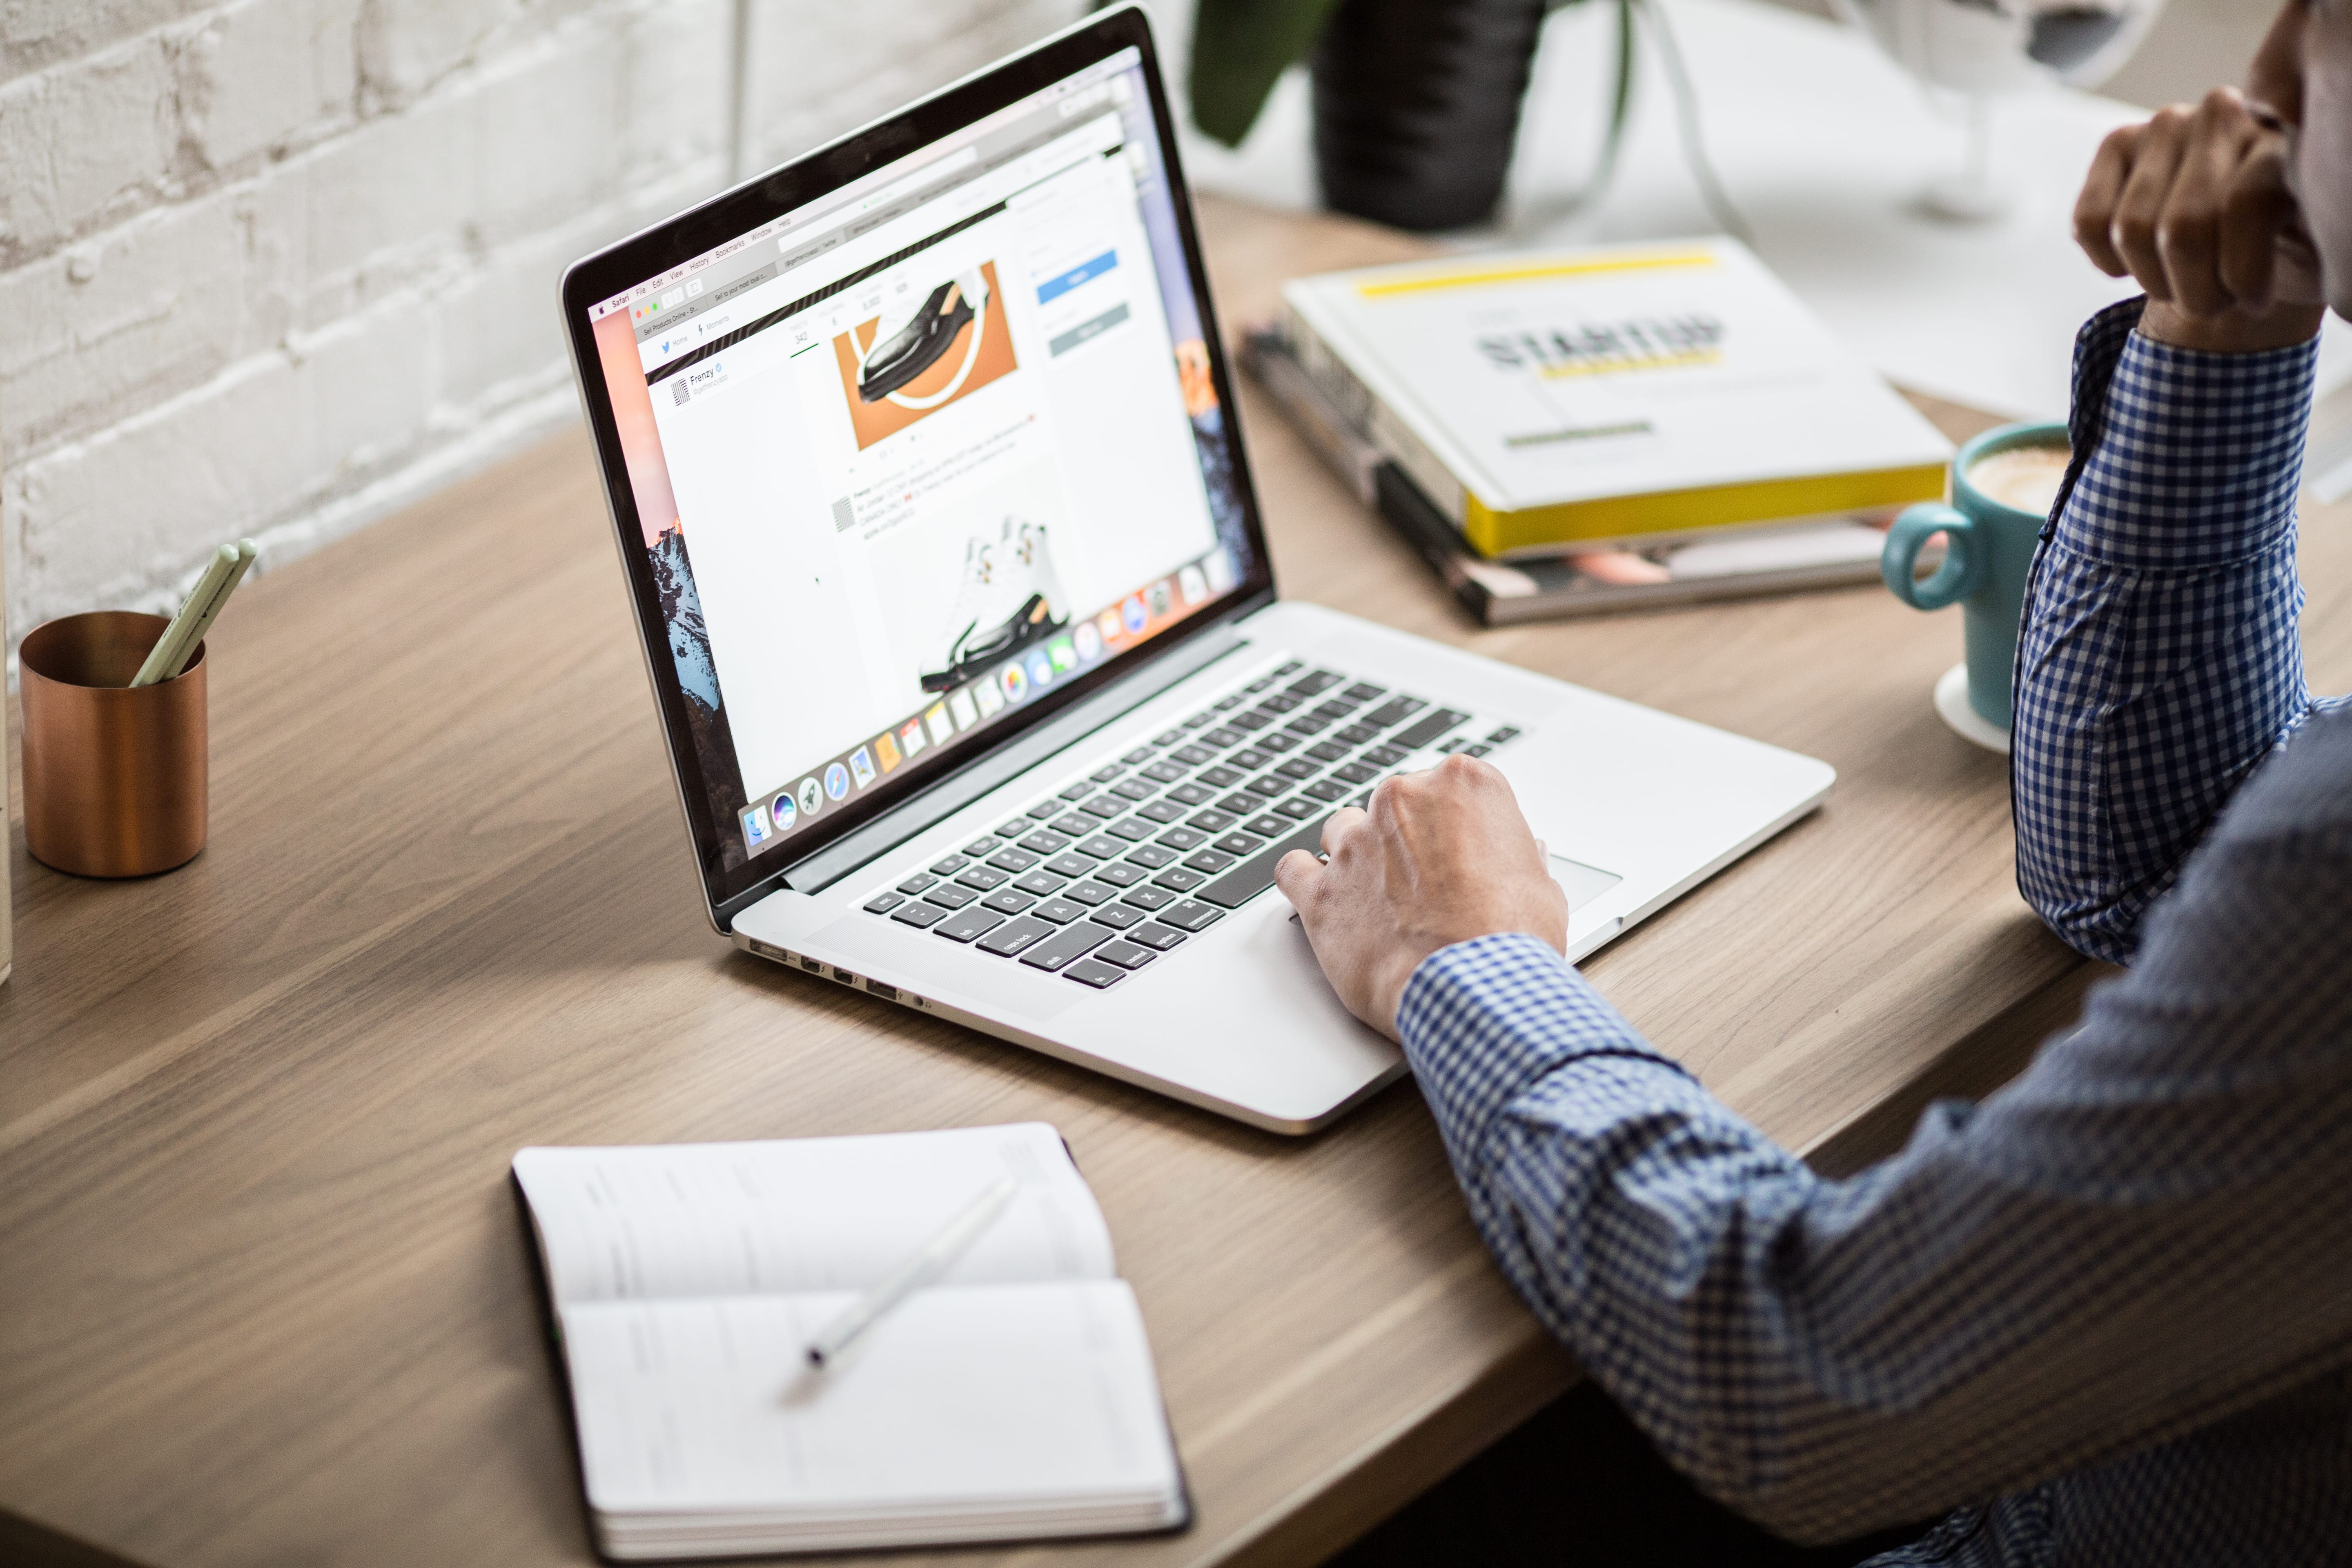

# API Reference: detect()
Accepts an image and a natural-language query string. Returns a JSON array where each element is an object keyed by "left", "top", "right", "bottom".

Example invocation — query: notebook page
[
  {"left": 564, "top": 1281, "right": 1180, "bottom": 1518},
  {"left": 513, "top": 1123, "right": 1114, "bottom": 1308}
]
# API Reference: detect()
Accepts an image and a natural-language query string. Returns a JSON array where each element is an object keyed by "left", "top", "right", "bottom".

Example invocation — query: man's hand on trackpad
[{"left": 1274, "top": 754, "right": 1568, "bottom": 1040}]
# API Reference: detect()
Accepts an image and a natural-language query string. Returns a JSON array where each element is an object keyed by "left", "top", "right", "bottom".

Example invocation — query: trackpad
[{"left": 1551, "top": 854, "right": 1622, "bottom": 911}]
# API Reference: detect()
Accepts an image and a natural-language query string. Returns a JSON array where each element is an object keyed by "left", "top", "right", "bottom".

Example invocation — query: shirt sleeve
[
  {"left": 1399, "top": 727, "right": 2352, "bottom": 1552},
  {"left": 2011, "top": 298, "right": 2325, "bottom": 965}
]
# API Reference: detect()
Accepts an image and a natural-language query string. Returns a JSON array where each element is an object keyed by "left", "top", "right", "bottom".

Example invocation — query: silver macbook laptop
[{"left": 561, "top": 4, "right": 1833, "bottom": 1134}]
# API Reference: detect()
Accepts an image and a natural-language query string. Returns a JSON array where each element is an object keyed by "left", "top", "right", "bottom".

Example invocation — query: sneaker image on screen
[
  {"left": 920, "top": 514, "right": 1069, "bottom": 693},
  {"left": 857, "top": 270, "right": 989, "bottom": 405}
]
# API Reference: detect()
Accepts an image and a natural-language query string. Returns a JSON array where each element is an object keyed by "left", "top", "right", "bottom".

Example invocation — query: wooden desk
[{"left": 9, "top": 196, "right": 2349, "bottom": 1568}]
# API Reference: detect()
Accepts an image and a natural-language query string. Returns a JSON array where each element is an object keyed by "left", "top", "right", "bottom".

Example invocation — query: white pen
[{"left": 805, "top": 1174, "right": 1017, "bottom": 1369}]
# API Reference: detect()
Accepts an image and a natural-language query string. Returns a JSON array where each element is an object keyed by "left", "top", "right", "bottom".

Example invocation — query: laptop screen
[{"left": 573, "top": 18, "right": 1262, "bottom": 897}]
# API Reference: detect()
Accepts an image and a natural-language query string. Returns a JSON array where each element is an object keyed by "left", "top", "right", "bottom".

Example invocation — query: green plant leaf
[{"left": 1187, "top": 0, "right": 1349, "bottom": 148}]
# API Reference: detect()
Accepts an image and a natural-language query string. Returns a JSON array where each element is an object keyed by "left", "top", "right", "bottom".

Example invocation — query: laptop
[{"left": 559, "top": 4, "right": 1834, "bottom": 1134}]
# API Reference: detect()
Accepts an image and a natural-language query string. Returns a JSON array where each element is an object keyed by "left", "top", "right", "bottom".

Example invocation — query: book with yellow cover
[{"left": 1276, "top": 239, "right": 1952, "bottom": 558}]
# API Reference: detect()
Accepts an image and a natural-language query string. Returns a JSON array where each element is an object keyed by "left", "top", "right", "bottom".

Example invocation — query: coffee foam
[{"left": 1967, "top": 443, "right": 2070, "bottom": 517}]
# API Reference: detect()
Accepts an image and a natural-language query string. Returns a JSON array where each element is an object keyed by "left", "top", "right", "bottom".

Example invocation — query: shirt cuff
[
  {"left": 1395, "top": 932, "right": 1689, "bottom": 1152},
  {"left": 2053, "top": 323, "right": 2317, "bottom": 571}
]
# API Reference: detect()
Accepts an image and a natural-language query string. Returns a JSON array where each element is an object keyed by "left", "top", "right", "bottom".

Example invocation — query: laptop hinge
[{"left": 744, "top": 624, "right": 1255, "bottom": 910}]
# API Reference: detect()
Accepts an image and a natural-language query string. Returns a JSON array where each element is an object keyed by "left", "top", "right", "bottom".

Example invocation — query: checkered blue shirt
[{"left": 1396, "top": 299, "right": 2352, "bottom": 1564}]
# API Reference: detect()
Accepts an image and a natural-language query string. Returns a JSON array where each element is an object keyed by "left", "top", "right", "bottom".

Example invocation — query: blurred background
[{"left": 0, "top": 0, "right": 2274, "bottom": 649}]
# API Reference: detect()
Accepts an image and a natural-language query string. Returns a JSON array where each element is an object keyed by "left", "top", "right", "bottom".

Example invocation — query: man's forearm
[{"left": 2011, "top": 298, "right": 2319, "bottom": 964}]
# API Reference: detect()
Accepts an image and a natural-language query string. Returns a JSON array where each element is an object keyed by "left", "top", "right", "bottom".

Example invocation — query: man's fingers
[
  {"left": 2155, "top": 96, "right": 2257, "bottom": 315},
  {"left": 2111, "top": 106, "right": 2192, "bottom": 299},
  {"left": 1273, "top": 848, "right": 1321, "bottom": 906},
  {"left": 2075, "top": 123, "right": 2140, "bottom": 278},
  {"left": 2218, "top": 146, "right": 2292, "bottom": 307},
  {"left": 1319, "top": 805, "right": 1368, "bottom": 855}
]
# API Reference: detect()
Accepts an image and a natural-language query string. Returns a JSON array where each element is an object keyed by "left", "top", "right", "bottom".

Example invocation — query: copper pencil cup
[{"left": 20, "top": 611, "right": 208, "bottom": 878}]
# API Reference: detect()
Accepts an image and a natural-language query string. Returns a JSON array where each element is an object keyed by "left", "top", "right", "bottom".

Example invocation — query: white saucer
[{"left": 1934, "top": 663, "right": 2010, "bottom": 754}]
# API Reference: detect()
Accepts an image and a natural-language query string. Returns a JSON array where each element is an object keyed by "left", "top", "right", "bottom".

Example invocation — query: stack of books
[{"left": 1250, "top": 239, "right": 1953, "bottom": 623}]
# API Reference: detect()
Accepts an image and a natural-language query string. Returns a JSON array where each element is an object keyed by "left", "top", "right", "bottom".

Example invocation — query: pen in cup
[
  {"left": 805, "top": 1174, "right": 1018, "bottom": 1369},
  {"left": 131, "top": 539, "right": 257, "bottom": 688}
]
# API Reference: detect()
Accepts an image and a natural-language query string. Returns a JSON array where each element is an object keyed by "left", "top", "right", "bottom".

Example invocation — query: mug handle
[{"left": 1882, "top": 503, "right": 1984, "bottom": 610}]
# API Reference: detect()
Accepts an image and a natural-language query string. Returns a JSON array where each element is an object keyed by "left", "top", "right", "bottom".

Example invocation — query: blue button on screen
[{"left": 1037, "top": 250, "right": 1118, "bottom": 305}]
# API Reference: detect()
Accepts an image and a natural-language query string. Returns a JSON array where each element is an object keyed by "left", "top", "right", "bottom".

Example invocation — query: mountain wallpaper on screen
[{"left": 650, "top": 524, "right": 751, "bottom": 867}]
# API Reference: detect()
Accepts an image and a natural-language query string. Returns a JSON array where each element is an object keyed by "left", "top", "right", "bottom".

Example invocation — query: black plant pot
[{"left": 1310, "top": 0, "right": 1550, "bottom": 232}]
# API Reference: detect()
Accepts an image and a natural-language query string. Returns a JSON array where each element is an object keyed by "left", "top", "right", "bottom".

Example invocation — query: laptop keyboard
[{"left": 857, "top": 659, "right": 1520, "bottom": 991}]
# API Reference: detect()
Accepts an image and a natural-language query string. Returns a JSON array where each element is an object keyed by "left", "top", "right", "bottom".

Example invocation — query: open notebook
[{"left": 512, "top": 1123, "right": 1187, "bottom": 1559}]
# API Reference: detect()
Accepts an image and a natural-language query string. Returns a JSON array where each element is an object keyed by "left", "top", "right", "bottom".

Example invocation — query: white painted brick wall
[{"left": 3, "top": 0, "right": 1087, "bottom": 649}]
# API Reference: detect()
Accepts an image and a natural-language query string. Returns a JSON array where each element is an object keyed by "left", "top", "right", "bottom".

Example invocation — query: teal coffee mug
[{"left": 1880, "top": 420, "right": 2069, "bottom": 744}]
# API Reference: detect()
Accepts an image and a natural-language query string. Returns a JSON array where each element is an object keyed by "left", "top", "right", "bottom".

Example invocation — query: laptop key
[
  {"left": 1075, "top": 835, "right": 1127, "bottom": 860},
  {"left": 1127, "top": 844, "right": 1178, "bottom": 869},
  {"left": 1021, "top": 829, "right": 1073, "bottom": 854},
  {"left": 1486, "top": 726, "right": 1522, "bottom": 745},
  {"left": 1245, "top": 675, "right": 1278, "bottom": 692},
  {"left": 961, "top": 837, "right": 1001, "bottom": 858},
  {"left": 864, "top": 891, "right": 906, "bottom": 914},
  {"left": 1333, "top": 762, "right": 1379, "bottom": 784},
  {"left": 1216, "top": 793, "right": 1258, "bottom": 815},
  {"left": 1197, "top": 814, "right": 1333, "bottom": 909},
  {"left": 1160, "top": 901, "right": 1225, "bottom": 933},
  {"left": 1343, "top": 682, "right": 1387, "bottom": 702},
  {"left": 1020, "top": 922, "right": 1114, "bottom": 971},
  {"left": 1153, "top": 866, "right": 1207, "bottom": 892},
  {"left": 1157, "top": 826, "right": 1208, "bottom": 851},
  {"left": 1142, "top": 760, "right": 1187, "bottom": 783},
  {"left": 1088, "top": 903, "right": 1145, "bottom": 931},
  {"left": 1123, "top": 746, "right": 1156, "bottom": 765},
  {"left": 933, "top": 906, "right": 1006, "bottom": 944},
  {"left": 1126, "top": 922, "right": 1187, "bottom": 951},
  {"left": 1051, "top": 813, "right": 1096, "bottom": 837},
  {"left": 1243, "top": 815, "right": 1287, "bottom": 838},
  {"left": 1182, "top": 848, "right": 1234, "bottom": 873},
  {"left": 1306, "top": 740, "right": 1350, "bottom": 763},
  {"left": 1096, "top": 940, "right": 1157, "bottom": 970},
  {"left": 1363, "top": 696, "right": 1425, "bottom": 728},
  {"left": 981, "top": 889, "right": 1036, "bottom": 915},
  {"left": 1079, "top": 797, "right": 1124, "bottom": 819},
  {"left": 1106, "top": 816, "right": 1156, "bottom": 841},
  {"left": 1203, "top": 727, "right": 1244, "bottom": 748},
  {"left": 1027, "top": 801, "right": 1063, "bottom": 820},
  {"left": 1094, "top": 862, "right": 1146, "bottom": 887},
  {"left": 1034, "top": 898, "right": 1087, "bottom": 924},
  {"left": 1287, "top": 669, "right": 1343, "bottom": 697},
  {"left": 1214, "top": 693, "right": 1246, "bottom": 710},
  {"left": 1392, "top": 708, "right": 1471, "bottom": 749},
  {"left": 922, "top": 883, "right": 978, "bottom": 910},
  {"left": 1258, "top": 692, "right": 1302, "bottom": 714},
  {"left": 1183, "top": 711, "right": 1218, "bottom": 729},
  {"left": 897, "top": 872, "right": 937, "bottom": 894},
  {"left": 996, "top": 817, "right": 1034, "bottom": 839},
  {"left": 1063, "top": 958, "right": 1127, "bottom": 989},
  {"left": 1044, "top": 853, "right": 1095, "bottom": 878},
  {"left": 1111, "top": 778, "right": 1156, "bottom": 801},
  {"left": 1198, "top": 764, "right": 1243, "bottom": 788},
  {"left": 1013, "top": 869, "right": 1066, "bottom": 897},
  {"left": 1257, "top": 733, "right": 1299, "bottom": 753},
  {"left": 1188, "top": 809, "right": 1237, "bottom": 833},
  {"left": 1168, "top": 782, "right": 1214, "bottom": 806},
  {"left": 1303, "top": 779, "right": 1350, "bottom": 802},
  {"left": 1122, "top": 884, "right": 1178, "bottom": 911},
  {"left": 1229, "top": 748, "right": 1272, "bottom": 771},
  {"left": 1154, "top": 729, "right": 1185, "bottom": 746},
  {"left": 1213, "top": 832, "right": 1264, "bottom": 856},
  {"left": 1362, "top": 744, "right": 1409, "bottom": 767},
  {"left": 1173, "top": 744, "right": 1216, "bottom": 766},
  {"left": 1334, "top": 724, "right": 1380, "bottom": 746},
  {"left": 976, "top": 915, "right": 1055, "bottom": 957},
  {"left": 1063, "top": 880, "right": 1116, "bottom": 906},
  {"left": 956, "top": 865, "right": 1009, "bottom": 891},
  {"left": 1137, "top": 800, "right": 1186, "bottom": 824},
  {"left": 1228, "top": 710, "right": 1270, "bottom": 731},
  {"left": 1060, "top": 782, "right": 1097, "bottom": 801},
  {"left": 1277, "top": 759, "right": 1320, "bottom": 780},
  {"left": 989, "top": 847, "right": 1040, "bottom": 873},
  {"left": 1091, "top": 764, "right": 1126, "bottom": 784},
  {"left": 1246, "top": 775, "right": 1290, "bottom": 797},
  {"left": 890, "top": 901, "right": 948, "bottom": 929},
  {"left": 1274, "top": 798, "right": 1321, "bottom": 821}
]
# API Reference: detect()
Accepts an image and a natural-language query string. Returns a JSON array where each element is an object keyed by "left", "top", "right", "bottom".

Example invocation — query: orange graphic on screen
[{"left": 833, "top": 260, "right": 1018, "bottom": 449}]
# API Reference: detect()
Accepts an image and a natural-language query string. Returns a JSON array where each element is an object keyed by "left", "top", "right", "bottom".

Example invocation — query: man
[{"left": 1278, "top": 2, "right": 2352, "bottom": 1561}]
